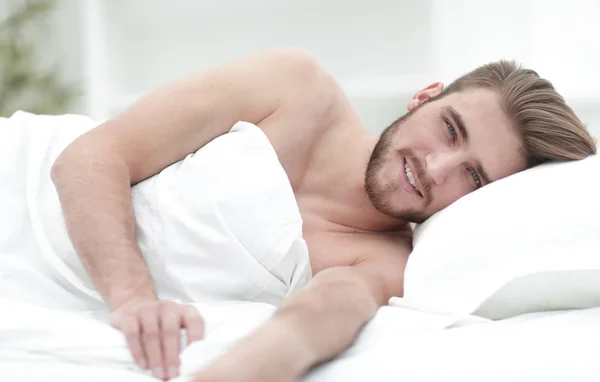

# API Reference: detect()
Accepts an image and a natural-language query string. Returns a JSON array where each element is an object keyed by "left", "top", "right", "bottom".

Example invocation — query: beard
[{"left": 364, "top": 112, "right": 432, "bottom": 224}]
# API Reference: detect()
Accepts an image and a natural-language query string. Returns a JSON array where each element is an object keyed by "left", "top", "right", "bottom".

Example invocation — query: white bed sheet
[
  {"left": 305, "top": 305, "right": 600, "bottom": 381},
  {"left": 2, "top": 296, "right": 599, "bottom": 382}
]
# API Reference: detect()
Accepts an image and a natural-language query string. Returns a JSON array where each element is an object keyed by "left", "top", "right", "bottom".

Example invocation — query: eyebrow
[{"left": 446, "top": 106, "right": 493, "bottom": 185}]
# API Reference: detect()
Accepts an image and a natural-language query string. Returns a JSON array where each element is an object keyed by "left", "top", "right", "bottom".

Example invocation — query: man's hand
[{"left": 110, "top": 300, "right": 205, "bottom": 380}]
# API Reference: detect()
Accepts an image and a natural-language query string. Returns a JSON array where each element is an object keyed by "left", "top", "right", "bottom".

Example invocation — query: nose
[{"left": 425, "top": 150, "right": 467, "bottom": 185}]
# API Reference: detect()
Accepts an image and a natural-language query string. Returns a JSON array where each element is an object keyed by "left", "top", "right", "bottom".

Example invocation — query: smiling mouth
[{"left": 404, "top": 160, "right": 423, "bottom": 197}]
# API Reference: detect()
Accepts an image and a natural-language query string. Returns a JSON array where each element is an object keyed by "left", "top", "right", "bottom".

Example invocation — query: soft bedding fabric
[
  {"left": 1, "top": 111, "right": 599, "bottom": 381},
  {"left": 0, "top": 111, "right": 313, "bottom": 379},
  {"left": 404, "top": 153, "right": 600, "bottom": 319},
  {"left": 2, "top": 297, "right": 599, "bottom": 382},
  {"left": 1, "top": 111, "right": 311, "bottom": 310}
]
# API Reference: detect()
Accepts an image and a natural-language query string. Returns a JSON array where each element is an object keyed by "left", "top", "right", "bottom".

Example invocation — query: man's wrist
[
  {"left": 200, "top": 315, "right": 316, "bottom": 382},
  {"left": 267, "top": 315, "right": 317, "bottom": 376},
  {"left": 108, "top": 288, "right": 158, "bottom": 311}
]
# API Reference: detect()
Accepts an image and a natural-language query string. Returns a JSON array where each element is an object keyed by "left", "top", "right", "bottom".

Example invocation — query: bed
[{"left": 1, "top": 112, "right": 599, "bottom": 381}]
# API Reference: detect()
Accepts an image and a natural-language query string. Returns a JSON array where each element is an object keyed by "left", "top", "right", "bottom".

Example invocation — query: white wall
[
  {"left": 71, "top": 0, "right": 437, "bottom": 131},
  {"left": 41, "top": 0, "right": 600, "bottom": 138}
]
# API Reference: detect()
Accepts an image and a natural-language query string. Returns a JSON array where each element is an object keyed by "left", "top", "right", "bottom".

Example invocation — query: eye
[
  {"left": 469, "top": 168, "right": 481, "bottom": 189},
  {"left": 445, "top": 120, "right": 457, "bottom": 142}
]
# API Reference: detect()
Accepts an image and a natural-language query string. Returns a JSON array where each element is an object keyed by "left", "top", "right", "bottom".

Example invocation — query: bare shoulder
[
  {"left": 259, "top": 47, "right": 346, "bottom": 123},
  {"left": 257, "top": 48, "right": 353, "bottom": 187}
]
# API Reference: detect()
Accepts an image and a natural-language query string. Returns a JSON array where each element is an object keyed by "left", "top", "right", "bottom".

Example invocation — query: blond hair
[{"left": 443, "top": 60, "right": 597, "bottom": 167}]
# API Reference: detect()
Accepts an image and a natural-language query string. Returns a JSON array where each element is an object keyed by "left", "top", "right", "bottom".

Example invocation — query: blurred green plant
[{"left": 0, "top": 0, "right": 77, "bottom": 117}]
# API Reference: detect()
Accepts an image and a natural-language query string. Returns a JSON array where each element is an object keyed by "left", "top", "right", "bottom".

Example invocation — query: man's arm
[
  {"left": 196, "top": 233, "right": 411, "bottom": 382},
  {"left": 50, "top": 48, "right": 335, "bottom": 380}
]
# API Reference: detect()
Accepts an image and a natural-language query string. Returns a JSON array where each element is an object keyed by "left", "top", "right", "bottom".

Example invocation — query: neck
[{"left": 311, "top": 126, "right": 406, "bottom": 232}]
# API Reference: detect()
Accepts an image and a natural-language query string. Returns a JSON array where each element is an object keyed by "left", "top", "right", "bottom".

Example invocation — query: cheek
[
  {"left": 394, "top": 112, "right": 446, "bottom": 156},
  {"left": 398, "top": 130, "right": 428, "bottom": 151},
  {"left": 412, "top": 119, "right": 445, "bottom": 147}
]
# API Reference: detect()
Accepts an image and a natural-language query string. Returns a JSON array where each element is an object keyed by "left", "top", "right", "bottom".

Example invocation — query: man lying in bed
[{"left": 51, "top": 48, "right": 596, "bottom": 381}]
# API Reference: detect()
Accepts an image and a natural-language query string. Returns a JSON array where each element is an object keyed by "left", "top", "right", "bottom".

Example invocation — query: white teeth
[{"left": 405, "top": 162, "right": 419, "bottom": 191}]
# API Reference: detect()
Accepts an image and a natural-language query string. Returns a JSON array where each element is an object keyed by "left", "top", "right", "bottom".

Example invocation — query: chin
[
  {"left": 365, "top": 188, "right": 418, "bottom": 223},
  {"left": 402, "top": 211, "right": 431, "bottom": 225}
]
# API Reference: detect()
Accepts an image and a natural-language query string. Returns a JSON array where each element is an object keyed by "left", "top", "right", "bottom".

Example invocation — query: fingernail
[
  {"left": 138, "top": 359, "right": 147, "bottom": 369},
  {"left": 168, "top": 366, "right": 179, "bottom": 379},
  {"left": 153, "top": 367, "right": 164, "bottom": 379}
]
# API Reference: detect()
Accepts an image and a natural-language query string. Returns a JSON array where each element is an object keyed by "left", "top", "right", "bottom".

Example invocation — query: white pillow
[{"left": 403, "top": 153, "right": 600, "bottom": 319}]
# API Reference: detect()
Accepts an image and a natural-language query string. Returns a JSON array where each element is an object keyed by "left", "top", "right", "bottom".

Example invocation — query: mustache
[{"left": 400, "top": 149, "right": 432, "bottom": 203}]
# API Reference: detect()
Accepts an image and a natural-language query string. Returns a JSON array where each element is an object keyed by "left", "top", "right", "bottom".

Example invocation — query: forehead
[{"left": 436, "top": 88, "right": 526, "bottom": 181}]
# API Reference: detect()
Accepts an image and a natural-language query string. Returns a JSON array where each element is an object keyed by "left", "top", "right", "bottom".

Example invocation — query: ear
[{"left": 407, "top": 82, "right": 444, "bottom": 111}]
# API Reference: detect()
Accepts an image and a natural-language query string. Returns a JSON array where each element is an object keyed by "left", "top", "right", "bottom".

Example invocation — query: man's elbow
[
  {"left": 309, "top": 267, "right": 381, "bottom": 317},
  {"left": 50, "top": 147, "right": 74, "bottom": 186},
  {"left": 51, "top": 139, "right": 128, "bottom": 189},
  {"left": 50, "top": 140, "right": 88, "bottom": 186}
]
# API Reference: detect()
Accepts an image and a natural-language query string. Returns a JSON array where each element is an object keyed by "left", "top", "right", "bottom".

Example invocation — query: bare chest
[{"left": 293, "top": 193, "right": 365, "bottom": 274}]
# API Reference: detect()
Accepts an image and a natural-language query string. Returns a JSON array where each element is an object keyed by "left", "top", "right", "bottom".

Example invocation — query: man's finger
[
  {"left": 119, "top": 315, "right": 146, "bottom": 369},
  {"left": 182, "top": 305, "right": 205, "bottom": 344},
  {"left": 140, "top": 309, "right": 165, "bottom": 380},
  {"left": 160, "top": 305, "right": 182, "bottom": 380}
]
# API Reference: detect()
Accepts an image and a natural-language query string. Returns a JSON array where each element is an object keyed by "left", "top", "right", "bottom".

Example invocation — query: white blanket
[
  {"left": 1, "top": 111, "right": 311, "bottom": 309},
  {"left": 0, "top": 111, "right": 311, "bottom": 377}
]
